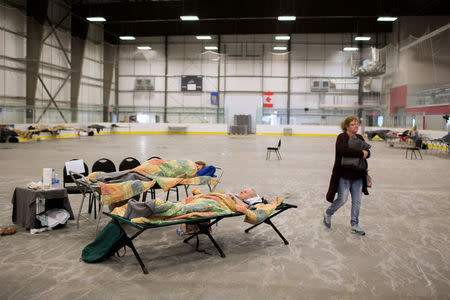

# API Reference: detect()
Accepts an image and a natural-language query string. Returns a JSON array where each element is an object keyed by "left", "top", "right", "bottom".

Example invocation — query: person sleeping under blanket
[
  {"left": 111, "top": 188, "right": 281, "bottom": 225},
  {"left": 194, "top": 161, "right": 216, "bottom": 177}
]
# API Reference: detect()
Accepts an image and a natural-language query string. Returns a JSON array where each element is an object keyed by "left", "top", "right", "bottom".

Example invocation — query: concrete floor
[{"left": 0, "top": 134, "right": 449, "bottom": 299}]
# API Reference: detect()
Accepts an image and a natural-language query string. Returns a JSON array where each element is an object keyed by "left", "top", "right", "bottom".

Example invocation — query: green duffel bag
[{"left": 81, "top": 222, "right": 127, "bottom": 263}]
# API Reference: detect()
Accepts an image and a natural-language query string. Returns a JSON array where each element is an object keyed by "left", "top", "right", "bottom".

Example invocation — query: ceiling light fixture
[
  {"left": 377, "top": 16, "right": 397, "bottom": 22},
  {"left": 275, "top": 35, "right": 290, "bottom": 40},
  {"left": 343, "top": 47, "right": 359, "bottom": 51},
  {"left": 204, "top": 46, "right": 218, "bottom": 50},
  {"left": 119, "top": 36, "right": 136, "bottom": 40},
  {"left": 86, "top": 17, "right": 106, "bottom": 22},
  {"left": 196, "top": 36, "right": 212, "bottom": 40},
  {"left": 273, "top": 46, "right": 287, "bottom": 51},
  {"left": 278, "top": 16, "right": 296, "bottom": 21},
  {"left": 180, "top": 16, "right": 199, "bottom": 21},
  {"left": 355, "top": 36, "right": 371, "bottom": 41},
  {"left": 137, "top": 46, "right": 152, "bottom": 50}
]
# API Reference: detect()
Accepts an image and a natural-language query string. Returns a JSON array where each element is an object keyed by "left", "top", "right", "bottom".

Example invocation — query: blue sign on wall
[{"left": 210, "top": 92, "right": 218, "bottom": 105}]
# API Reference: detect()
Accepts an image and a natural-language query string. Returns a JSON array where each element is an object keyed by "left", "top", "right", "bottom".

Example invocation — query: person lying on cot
[
  {"left": 235, "top": 188, "right": 266, "bottom": 206},
  {"left": 192, "top": 187, "right": 265, "bottom": 206},
  {"left": 122, "top": 188, "right": 266, "bottom": 220},
  {"left": 195, "top": 161, "right": 217, "bottom": 177}
]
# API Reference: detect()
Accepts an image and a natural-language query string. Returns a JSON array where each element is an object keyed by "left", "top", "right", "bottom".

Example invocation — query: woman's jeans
[{"left": 326, "top": 177, "right": 362, "bottom": 226}]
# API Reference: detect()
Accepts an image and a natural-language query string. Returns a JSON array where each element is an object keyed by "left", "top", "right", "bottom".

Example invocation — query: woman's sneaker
[
  {"left": 351, "top": 225, "right": 365, "bottom": 235},
  {"left": 323, "top": 214, "right": 331, "bottom": 228}
]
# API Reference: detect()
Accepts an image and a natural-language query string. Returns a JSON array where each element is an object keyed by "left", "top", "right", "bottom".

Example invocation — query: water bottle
[
  {"left": 176, "top": 227, "right": 184, "bottom": 236},
  {"left": 52, "top": 172, "right": 60, "bottom": 188}
]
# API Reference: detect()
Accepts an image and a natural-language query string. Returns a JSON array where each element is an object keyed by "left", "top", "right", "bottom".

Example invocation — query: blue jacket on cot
[{"left": 196, "top": 165, "right": 216, "bottom": 177}]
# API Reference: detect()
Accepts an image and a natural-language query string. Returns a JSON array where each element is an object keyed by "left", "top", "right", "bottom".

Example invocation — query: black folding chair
[
  {"left": 142, "top": 156, "right": 162, "bottom": 201},
  {"left": 70, "top": 171, "right": 103, "bottom": 234},
  {"left": 63, "top": 159, "right": 94, "bottom": 225},
  {"left": 92, "top": 158, "right": 116, "bottom": 173},
  {"left": 405, "top": 138, "right": 423, "bottom": 160},
  {"left": 119, "top": 157, "right": 141, "bottom": 171},
  {"left": 63, "top": 159, "right": 90, "bottom": 195},
  {"left": 147, "top": 156, "right": 162, "bottom": 161},
  {"left": 266, "top": 139, "right": 282, "bottom": 160}
]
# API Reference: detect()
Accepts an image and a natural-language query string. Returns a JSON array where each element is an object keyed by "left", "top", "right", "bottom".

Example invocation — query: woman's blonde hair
[{"left": 340, "top": 115, "right": 360, "bottom": 132}]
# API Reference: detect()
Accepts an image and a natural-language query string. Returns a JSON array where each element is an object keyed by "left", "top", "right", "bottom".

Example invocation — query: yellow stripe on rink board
[
  {"left": 256, "top": 132, "right": 338, "bottom": 137},
  {"left": 113, "top": 131, "right": 227, "bottom": 135}
]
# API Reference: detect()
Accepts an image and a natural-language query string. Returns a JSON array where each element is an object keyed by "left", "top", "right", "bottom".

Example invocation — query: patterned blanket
[
  {"left": 86, "top": 159, "right": 217, "bottom": 205},
  {"left": 111, "top": 192, "right": 283, "bottom": 225}
]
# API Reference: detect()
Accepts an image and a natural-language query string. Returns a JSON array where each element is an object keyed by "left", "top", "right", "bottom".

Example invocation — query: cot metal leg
[
  {"left": 265, "top": 219, "right": 289, "bottom": 245},
  {"left": 122, "top": 225, "right": 148, "bottom": 274},
  {"left": 244, "top": 204, "right": 297, "bottom": 245},
  {"left": 245, "top": 208, "right": 286, "bottom": 233},
  {"left": 203, "top": 229, "right": 225, "bottom": 257},
  {"left": 184, "top": 185, "right": 189, "bottom": 197},
  {"left": 125, "top": 236, "right": 148, "bottom": 274},
  {"left": 183, "top": 218, "right": 226, "bottom": 257},
  {"left": 418, "top": 150, "right": 423, "bottom": 159}
]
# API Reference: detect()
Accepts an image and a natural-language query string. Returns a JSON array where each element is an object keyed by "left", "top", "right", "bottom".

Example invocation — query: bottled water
[
  {"left": 176, "top": 227, "right": 184, "bottom": 236},
  {"left": 52, "top": 173, "right": 60, "bottom": 188}
]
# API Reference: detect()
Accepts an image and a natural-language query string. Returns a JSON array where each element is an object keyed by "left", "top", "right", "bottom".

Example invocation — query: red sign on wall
[{"left": 263, "top": 91, "right": 274, "bottom": 108}]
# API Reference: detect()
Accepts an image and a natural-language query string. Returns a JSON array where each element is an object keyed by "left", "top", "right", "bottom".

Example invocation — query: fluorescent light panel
[
  {"left": 119, "top": 36, "right": 136, "bottom": 40},
  {"left": 180, "top": 15, "right": 199, "bottom": 21},
  {"left": 278, "top": 16, "right": 296, "bottom": 21},
  {"left": 377, "top": 16, "right": 397, "bottom": 22},
  {"left": 204, "top": 46, "right": 218, "bottom": 50},
  {"left": 273, "top": 46, "right": 287, "bottom": 50},
  {"left": 137, "top": 46, "right": 151, "bottom": 50},
  {"left": 86, "top": 17, "right": 106, "bottom": 22},
  {"left": 196, "top": 36, "right": 212, "bottom": 40},
  {"left": 355, "top": 36, "right": 371, "bottom": 41},
  {"left": 343, "top": 47, "right": 359, "bottom": 51},
  {"left": 275, "top": 35, "right": 290, "bottom": 40}
]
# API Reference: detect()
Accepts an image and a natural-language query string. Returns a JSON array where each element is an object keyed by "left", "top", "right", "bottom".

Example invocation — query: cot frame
[{"left": 103, "top": 202, "right": 297, "bottom": 274}]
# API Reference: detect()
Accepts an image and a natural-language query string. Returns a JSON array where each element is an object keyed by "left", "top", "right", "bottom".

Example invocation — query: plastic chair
[
  {"left": 119, "top": 157, "right": 141, "bottom": 171},
  {"left": 92, "top": 158, "right": 116, "bottom": 173},
  {"left": 266, "top": 139, "right": 282, "bottom": 160}
]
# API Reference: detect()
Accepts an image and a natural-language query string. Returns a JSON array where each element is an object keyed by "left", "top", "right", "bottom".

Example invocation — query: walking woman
[{"left": 324, "top": 115, "right": 370, "bottom": 235}]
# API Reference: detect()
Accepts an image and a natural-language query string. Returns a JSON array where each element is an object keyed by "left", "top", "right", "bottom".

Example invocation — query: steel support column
[
  {"left": 103, "top": 43, "right": 116, "bottom": 122},
  {"left": 26, "top": 0, "right": 48, "bottom": 123},
  {"left": 287, "top": 36, "right": 291, "bottom": 125},
  {"left": 71, "top": 16, "right": 89, "bottom": 123},
  {"left": 357, "top": 41, "right": 363, "bottom": 119},
  {"left": 216, "top": 35, "right": 221, "bottom": 123},
  {"left": 163, "top": 36, "right": 168, "bottom": 123},
  {"left": 115, "top": 48, "right": 119, "bottom": 121}
]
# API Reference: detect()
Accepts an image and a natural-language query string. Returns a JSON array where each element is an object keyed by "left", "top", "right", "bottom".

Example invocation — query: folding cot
[{"left": 103, "top": 202, "right": 297, "bottom": 274}]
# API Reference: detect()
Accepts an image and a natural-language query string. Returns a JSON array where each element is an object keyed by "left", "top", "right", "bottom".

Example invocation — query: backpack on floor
[{"left": 81, "top": 221, "right": 127, "bottom": 263}]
